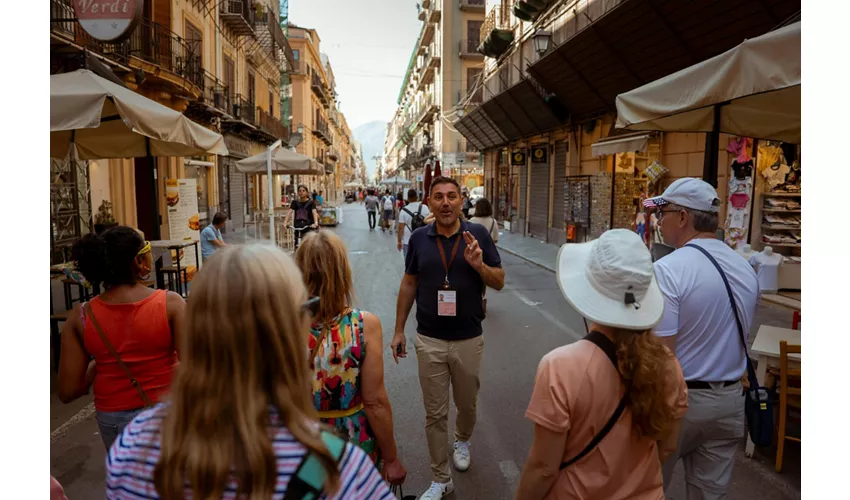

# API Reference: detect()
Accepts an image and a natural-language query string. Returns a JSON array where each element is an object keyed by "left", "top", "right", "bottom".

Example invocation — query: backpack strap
[
  {"left": 559, "top": 331, "right": 629, "bottom": 469},
  {"left": 282, "top": 430, "right": 346, "bottom": 500}
]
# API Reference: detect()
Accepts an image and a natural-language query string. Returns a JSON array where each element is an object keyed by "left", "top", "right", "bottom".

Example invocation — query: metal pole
[{"left": 267, "top": 139, "right": 282, "bottom": 242}]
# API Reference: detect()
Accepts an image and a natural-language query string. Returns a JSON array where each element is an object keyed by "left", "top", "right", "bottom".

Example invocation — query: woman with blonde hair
[
  {"left": 295, "top": 231, "right": 407, "bottom": 487},
  {"left": 105, "top": 244, "right": 394, "bottom": 499},
  {"left": 515, "top": 229, "right": 688, "bottom": 499}
]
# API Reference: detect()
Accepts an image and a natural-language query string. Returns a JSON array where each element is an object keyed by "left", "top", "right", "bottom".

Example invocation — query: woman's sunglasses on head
[{"left": 302, "top": 296, "right": 320, "bottom": 316}]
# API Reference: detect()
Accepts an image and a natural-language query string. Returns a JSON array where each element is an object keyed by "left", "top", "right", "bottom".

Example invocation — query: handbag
[
  {"left": 559, "top": 331, "right": 629, "bottom": 469},
  {"left": 85, "top": 303, "right": 154, "bottom": 407},
  {"left": 685, "top": 244, "right": 774, "bottom": 447},
  {"left": 390, "top": 485, "right": 416, "bottom": 500}
]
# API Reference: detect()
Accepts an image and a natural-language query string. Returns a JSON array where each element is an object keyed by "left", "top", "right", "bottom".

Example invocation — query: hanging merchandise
[
  {"left": 732, "top": 159, "right": 754, "bottom": 180},
  {"left": 644, "top": 160, "right": 668, "bottom": 185},
  {"left": 727, "top": 136, "right": 752, "bottom": 163},
  {"left": 725, "top": 168, "right": 754, "bottom": 249}
]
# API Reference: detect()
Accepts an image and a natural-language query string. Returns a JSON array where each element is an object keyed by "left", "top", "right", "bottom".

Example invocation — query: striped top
[{"left": 106, "top": 404, "right": 394, "bottom": 499}]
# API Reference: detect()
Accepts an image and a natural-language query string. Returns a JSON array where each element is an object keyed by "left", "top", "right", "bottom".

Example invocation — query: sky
[{"left": 289, "top": 0, "right": 422, "bottom": 130}]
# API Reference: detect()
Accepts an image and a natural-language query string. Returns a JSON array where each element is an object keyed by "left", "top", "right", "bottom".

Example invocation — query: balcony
[
  {"left": 459, "top": 39, "right": 484, "bottom": 60},
  {"left": 417, "top": 42, "right": 440, "bottom": 90},
  {"left": 428, "top": 7, "right": 442, "bottom": 24},
  {"left": 233, "top": 95, "right": 256, "bottom": 125},
  {"left": 479, "top": 5, "right": 515, "bottom": 59},
  {"left": 312, "top": 115, "right": 332, "bottom": 145},
  {"left": 311, "top": 73, "right": 329, "bottom": 104},
  {"left": 257, "top": 107, "right": 289, "bottom": 142},
  {"left": 195, "top": 70, "right": 230, "bottom": 115},
  {"left": 220, "top": 0, "right": 256, "bottom": 37},
  {"left": 254, "top": 9, "right": 286, "bottom": 64},
  {"left": 415, "top": 94, "right": 439, "bottom": 129},
  {"left": 460, "top": 0, "right": 486, "bottom": 13}
]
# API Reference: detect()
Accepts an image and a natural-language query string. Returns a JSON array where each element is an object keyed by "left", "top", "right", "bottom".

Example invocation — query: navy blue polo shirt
[{"left": 405, "top": 219, "right": 502, "bottom": 341}]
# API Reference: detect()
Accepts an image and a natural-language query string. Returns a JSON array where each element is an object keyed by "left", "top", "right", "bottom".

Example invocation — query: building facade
[
  {"left": 50, "top": 0, "right": 292, "bottom": 259},
  {"left": 452, "top": 0, "right": 799, "bottom": 246},
  {"left": 382, "top": 0, "right": 487, "bottom": 192}
]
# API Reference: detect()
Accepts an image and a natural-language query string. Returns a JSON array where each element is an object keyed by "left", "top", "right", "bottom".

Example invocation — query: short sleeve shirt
[
  {"left": 526, "top": 341, "right": 688, "bottom": 499},
  {"left": 200, "top": 225, "right": 222, "bottom": 259},
  {"left": 290, "top": 200, "right": 316, "bottom": 226},
  {"left": 405, "top": 220, "right": 501, "bottom": 341},
  {"left": 398, "top": 201, "right": 431, "bottom": 245}
]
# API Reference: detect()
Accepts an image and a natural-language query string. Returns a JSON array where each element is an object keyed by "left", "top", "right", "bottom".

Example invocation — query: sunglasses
[
  {"left": 656, "top": 209, "right": 681, "bottom": 221},
  {"left": 302, "top": 296, "right": 321, "bottom": 316}
]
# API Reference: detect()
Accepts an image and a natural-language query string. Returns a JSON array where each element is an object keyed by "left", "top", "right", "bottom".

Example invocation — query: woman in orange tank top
[{"left": 58, "top": 226, "right": 186, "bottom": 449}]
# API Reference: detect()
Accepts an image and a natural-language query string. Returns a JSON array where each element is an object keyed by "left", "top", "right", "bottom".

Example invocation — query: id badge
[{"left": 437, "top": 290, "right": 457, "bottom": 317}]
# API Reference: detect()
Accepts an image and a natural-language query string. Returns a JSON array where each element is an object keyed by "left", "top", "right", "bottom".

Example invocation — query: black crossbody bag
[
  {"left": 560, "top": 331, "right": 629, "bottom": 469},
  {"left": 685, "top": 243, "right": 774, "bottom": 447}
]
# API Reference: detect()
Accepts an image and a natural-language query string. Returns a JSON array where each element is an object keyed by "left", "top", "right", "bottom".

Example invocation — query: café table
[
  {"left": 745, "top": 325, "right": 801, "bottom": 457},
  {"left": 150, "top": 239, "right": 199, "bottom": 296}
]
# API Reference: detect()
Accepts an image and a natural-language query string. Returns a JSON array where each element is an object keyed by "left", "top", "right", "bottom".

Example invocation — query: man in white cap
[{"left": 645, "top": 178, "right": 759, "bottom": 499}]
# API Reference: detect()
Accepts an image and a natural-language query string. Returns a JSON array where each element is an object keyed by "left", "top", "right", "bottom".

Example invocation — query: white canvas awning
[
  {"left": 235, "top": 147, "right": 323, "bottom": 175},
  {"left": 51, "top": 69, "right": 228, "bottom": 159},
  {"left": 615, "top": 22, "right": 800, "bottom": 144},
  {"left": 591, "top": 133, "right": 652, "bottom": 157}
]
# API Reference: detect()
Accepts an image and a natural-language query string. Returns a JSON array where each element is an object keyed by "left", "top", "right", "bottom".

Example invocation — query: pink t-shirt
[{"left": 526, "top": 339, "right": 688, "bottom": 499}]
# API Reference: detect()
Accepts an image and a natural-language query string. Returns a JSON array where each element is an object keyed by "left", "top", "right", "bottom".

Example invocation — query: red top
[{"left": 83, "top": 290, "right": 177, "bottom": 412}]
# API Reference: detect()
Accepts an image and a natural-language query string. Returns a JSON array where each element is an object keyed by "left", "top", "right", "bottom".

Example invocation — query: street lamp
[{"left": 532, "top": 29, "right": 551, "bottom": 56}]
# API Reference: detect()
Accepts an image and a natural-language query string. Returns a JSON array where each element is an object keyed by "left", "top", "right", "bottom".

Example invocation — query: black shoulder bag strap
[
  {"left": 560, "top": 331, "right": 629, "bottom": 469},
  {"left": 684, "top": 244, "right": 759, "bottom": 388}
]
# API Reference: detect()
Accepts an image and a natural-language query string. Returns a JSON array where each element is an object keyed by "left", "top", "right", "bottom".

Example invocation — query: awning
[
  {"left": 591, "top": 133, "right": 651, "bottom": 157},
  {"left": 235, "top": 147, "right": 323, "bottom": 175},
  {"left": 615, "top": 22, "right": 800, "bottom": 144},
  {"left": 51, "top": 69, "right": 228, "bottom": 159}
]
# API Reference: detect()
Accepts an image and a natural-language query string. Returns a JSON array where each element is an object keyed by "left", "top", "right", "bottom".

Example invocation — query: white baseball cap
[
  {"left": 644, "top": 177, "right": 721, "bottom": 213},
  {"left": 556, "top": 229, "right": 664, "bottom": 330}
]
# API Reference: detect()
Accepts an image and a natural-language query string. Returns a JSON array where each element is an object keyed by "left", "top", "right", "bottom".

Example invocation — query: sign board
[
  {"left": 511, "top": 150, "right": 527, "bottom": 166},
  {"left": 531, "top": 145, "right": 548, "bottom": 163},
  {"left": 73, "top": 0, "right": 143, "bottom": 42},
  {"left": 416, "top": 174, "right": 423, "bottom": 181},
  {"left": 165, "top": 178, "right": 201, "bottom": 267},
  {"left": 441, "top": 152, "right": 468, "bottom": 168}
]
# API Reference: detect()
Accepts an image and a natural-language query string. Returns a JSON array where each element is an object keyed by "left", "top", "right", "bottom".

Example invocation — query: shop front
[{"left": 221, "top": 133, "right": 252, "bottom": 232}]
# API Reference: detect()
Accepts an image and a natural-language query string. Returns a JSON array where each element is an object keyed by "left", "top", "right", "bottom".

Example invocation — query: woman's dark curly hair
[{"left": 71, "top": 226, "right": 146, "bottom": 288}]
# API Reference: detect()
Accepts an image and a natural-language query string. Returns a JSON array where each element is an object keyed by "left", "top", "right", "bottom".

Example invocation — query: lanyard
[{"left": 437, "top": 234, "right": 462, "bottom": 288}]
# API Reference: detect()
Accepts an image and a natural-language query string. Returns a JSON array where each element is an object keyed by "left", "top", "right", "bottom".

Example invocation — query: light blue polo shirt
[{"left": 200, "top": 225, "right": 222, "bottom": 260}]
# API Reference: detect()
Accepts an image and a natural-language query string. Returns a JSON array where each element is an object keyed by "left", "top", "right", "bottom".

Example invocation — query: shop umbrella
[
  {"left": 234, "top": 147, "right": 323, "bottom": 175},
  {"left": 380, "top": 176, "right": 413, "bottom": 188},
  {"left": 422, "top": 161, "right": 433, "bottom": 204},
  {"left": 50, "top": 69, "right": 228, "bottom": 159},
  {"left": 614, "top": 22, "right": 800, "bottom": 144},
  {"left": 344, "top": 181, "right": 364, "bottom": 188},
  {"left": 433, "top": 159, "right": 442, "bottom": 178}
]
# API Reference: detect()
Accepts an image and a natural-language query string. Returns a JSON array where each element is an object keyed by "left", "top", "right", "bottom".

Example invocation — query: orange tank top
[{"left": 83, "top": 290, "right": 177, "bottom": 412}]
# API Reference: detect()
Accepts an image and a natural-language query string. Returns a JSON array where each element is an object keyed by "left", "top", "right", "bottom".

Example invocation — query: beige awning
[
  {"left": 51, "top": 69, "right": 228, "bottom": 160},
  {"left": 591, "top": 133, "right": 652, "bottom": 157},
  {"left": 615, "top": 22, "right": 800, "bottom": 144},
  {"left": 235, "top": 147, "right": 323, "bottom": 175}
]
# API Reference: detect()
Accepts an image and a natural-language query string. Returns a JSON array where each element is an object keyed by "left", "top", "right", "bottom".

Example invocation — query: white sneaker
[
  {"left": 453, "top": 441, "right": 471, "bottom": 472},
  {"left": 419, "top": 480, "right": 454, "bottom": 500}
]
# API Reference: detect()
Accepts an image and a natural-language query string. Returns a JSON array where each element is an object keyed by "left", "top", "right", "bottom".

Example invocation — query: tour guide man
[{"left": 392, "top": 176, "right": 504, "bottom": 500}]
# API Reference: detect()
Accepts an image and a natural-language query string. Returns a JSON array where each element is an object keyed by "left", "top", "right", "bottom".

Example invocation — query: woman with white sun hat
[{"left": 515, "top": 229, "right": 688, "bottom": 499}]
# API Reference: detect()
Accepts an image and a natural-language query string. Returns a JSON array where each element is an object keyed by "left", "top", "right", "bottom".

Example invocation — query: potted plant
[{"left": 94, "top": 200, "right": 118, "bottom": 234}]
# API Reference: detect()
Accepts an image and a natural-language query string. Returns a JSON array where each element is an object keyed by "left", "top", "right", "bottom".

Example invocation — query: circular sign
[
  {"left": 74, "top": 0, "right": 143, "bottom": 42},
  {"left": 514, "top": 153, "right": 523, "bottom": 162}
]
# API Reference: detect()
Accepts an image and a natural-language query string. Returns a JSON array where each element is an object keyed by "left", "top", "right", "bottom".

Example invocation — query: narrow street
[{"left": 49, "top": 203, "right": 800, "bottom": 499}]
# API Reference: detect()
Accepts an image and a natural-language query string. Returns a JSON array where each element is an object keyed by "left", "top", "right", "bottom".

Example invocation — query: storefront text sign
[
  {"left": 73, "top": 0, "right": 142, "bottom": 42},
  {"left": 223, "top": 134, "right": 252, "bottom": 158}
]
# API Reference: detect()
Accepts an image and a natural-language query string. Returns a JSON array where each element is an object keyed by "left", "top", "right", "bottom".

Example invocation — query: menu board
[{"left": 165, "top": 178, "right": 200, "bottom": 267}]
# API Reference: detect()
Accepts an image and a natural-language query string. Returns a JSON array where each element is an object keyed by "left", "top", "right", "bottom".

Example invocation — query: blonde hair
[
  {"left": 294, "top": 231, "right": 354, "bottom": 323},
  {"left": 612, "top": 329, "right": 680, "bottom": 438},
  {"left": 153, "top": 244, "right": 340, "bottom": 499}
]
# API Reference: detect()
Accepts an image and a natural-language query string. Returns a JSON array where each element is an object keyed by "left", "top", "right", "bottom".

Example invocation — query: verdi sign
[{"left": 73, "top": 0, "right": 143, "bottom": 42}]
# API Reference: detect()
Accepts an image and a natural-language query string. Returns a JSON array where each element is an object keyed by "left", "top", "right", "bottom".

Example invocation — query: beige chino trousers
[{"left": 415, "top": 333, "right": 484, "bottom": 483}]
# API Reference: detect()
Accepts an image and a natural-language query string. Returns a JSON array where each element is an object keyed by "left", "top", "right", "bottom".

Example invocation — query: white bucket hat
[{"left": 556, "top": 229, "right": 664, "bottom": 330}]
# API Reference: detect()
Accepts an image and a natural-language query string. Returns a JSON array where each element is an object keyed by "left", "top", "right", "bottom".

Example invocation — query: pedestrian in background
[
  {"left": 296, "top": 231, "right": 408, "bottom": 487},
  {"left": 200, "top": 212, "right": 227, "bottom": 261},
  {"left": 645, "top": 178, "right": 759, "bottom": 498},
  {"left": 515, "top": 229, "right": 687, "bottom": 499},
  {"left": 397, "top": 188, "right": 431, "bottom": 260},
  {"left": 285, "top": 185, "right": 320, "bottom": 247},
  {"left": 392, "top": 176, "right": 504, "bottom": 500},
  {"left": 105, "top": 245, "right": 394, "bottom": 499},
  {"left": 58, "top": 226, "right": 185, "bottom": 449},
  {"left": 365, "top": 189, "right": 380, "bottom": 231},
  {"left": 468, "top": 198, "right": 499, "bottom": 313},
  {"left": 317, "top": 190, "right": 325, "bottom": 207},
  {"left": 381, "top": 190, "right": 396, "bottom": 234}
]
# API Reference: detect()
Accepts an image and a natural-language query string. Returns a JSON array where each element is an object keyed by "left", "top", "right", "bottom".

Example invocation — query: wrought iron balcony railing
[
  {"left": 460, "top": 0, "right": 486, "bottom": 13},
  {"left": 220, "top": 0, "right": 256, "bottom": 37},
  {"left": 198, "top": 70, "right": 230, "bottom": 114},
  {"left": 257, "top": 107, "right": 289, "bottom": 142},
  {"left": 459, "top": 39, "right": 483, "bottom": 58},
  {"left": 233, "top": 95, "right": 256, "bottom": 125}
]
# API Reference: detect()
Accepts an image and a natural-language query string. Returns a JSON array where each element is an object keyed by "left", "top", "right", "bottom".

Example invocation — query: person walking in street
[
  {"left": 644, "top": 178, "right": 759, "bottom": 499},
  {"left": 381, "top": 190, "right": 396, "bottom": 234},
  {"left": 200, "top": 212, "right": 227, "bottom": 261},
  {"left": 285, "top": 185, "right": 320, "bottom": 247},
  {"left": 317, "top": 190, "right": 325, "bottom": 207},
  {"left": 58, "top": 226, "right": 185, "bottom": 449},
  {"left": 391, "top": 176, "right": 504, "bottom": 500},
  {"left": 105, "top": 245, "right": 395, "bottom": 500},
  {"left": 397, "top": 188, "right": 431, "bottom": 260},
  {"left": 469, "top": 198, "right": 498, "bottom": 313},
  {"left": 295, "top": 231, "right": 408, "bottom": 487},
  {"left": 365, "top": 189, "right": 380, "bottom": 231},
  {"left": 515, "top": 229, "right": 688, "bottom": 499},
  {"left": 461, "top": 190, "right": 473, "bottom": 219}
]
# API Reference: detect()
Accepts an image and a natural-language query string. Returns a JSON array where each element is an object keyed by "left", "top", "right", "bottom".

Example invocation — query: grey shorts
[{"left": 96, "top": 407, "right": 146, "bottom": 450}]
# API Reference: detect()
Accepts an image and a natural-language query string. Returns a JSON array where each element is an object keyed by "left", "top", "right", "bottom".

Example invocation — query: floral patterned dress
[{"left": 309, "top": 309, "right": 380, "bottom": 464}]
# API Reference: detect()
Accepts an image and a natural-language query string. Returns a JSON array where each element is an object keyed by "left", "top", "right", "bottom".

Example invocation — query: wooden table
[
  {"left": 745, "top": 325, "right": 801, "bottom": 457},
  {"left": 150, "top": 240, "right": 199, "bottom": 296}
]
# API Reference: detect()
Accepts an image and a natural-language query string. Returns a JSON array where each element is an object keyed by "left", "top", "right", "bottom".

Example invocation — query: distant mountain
[{"left": 352, "top": 121, "right": 388, "bottom": 181}]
